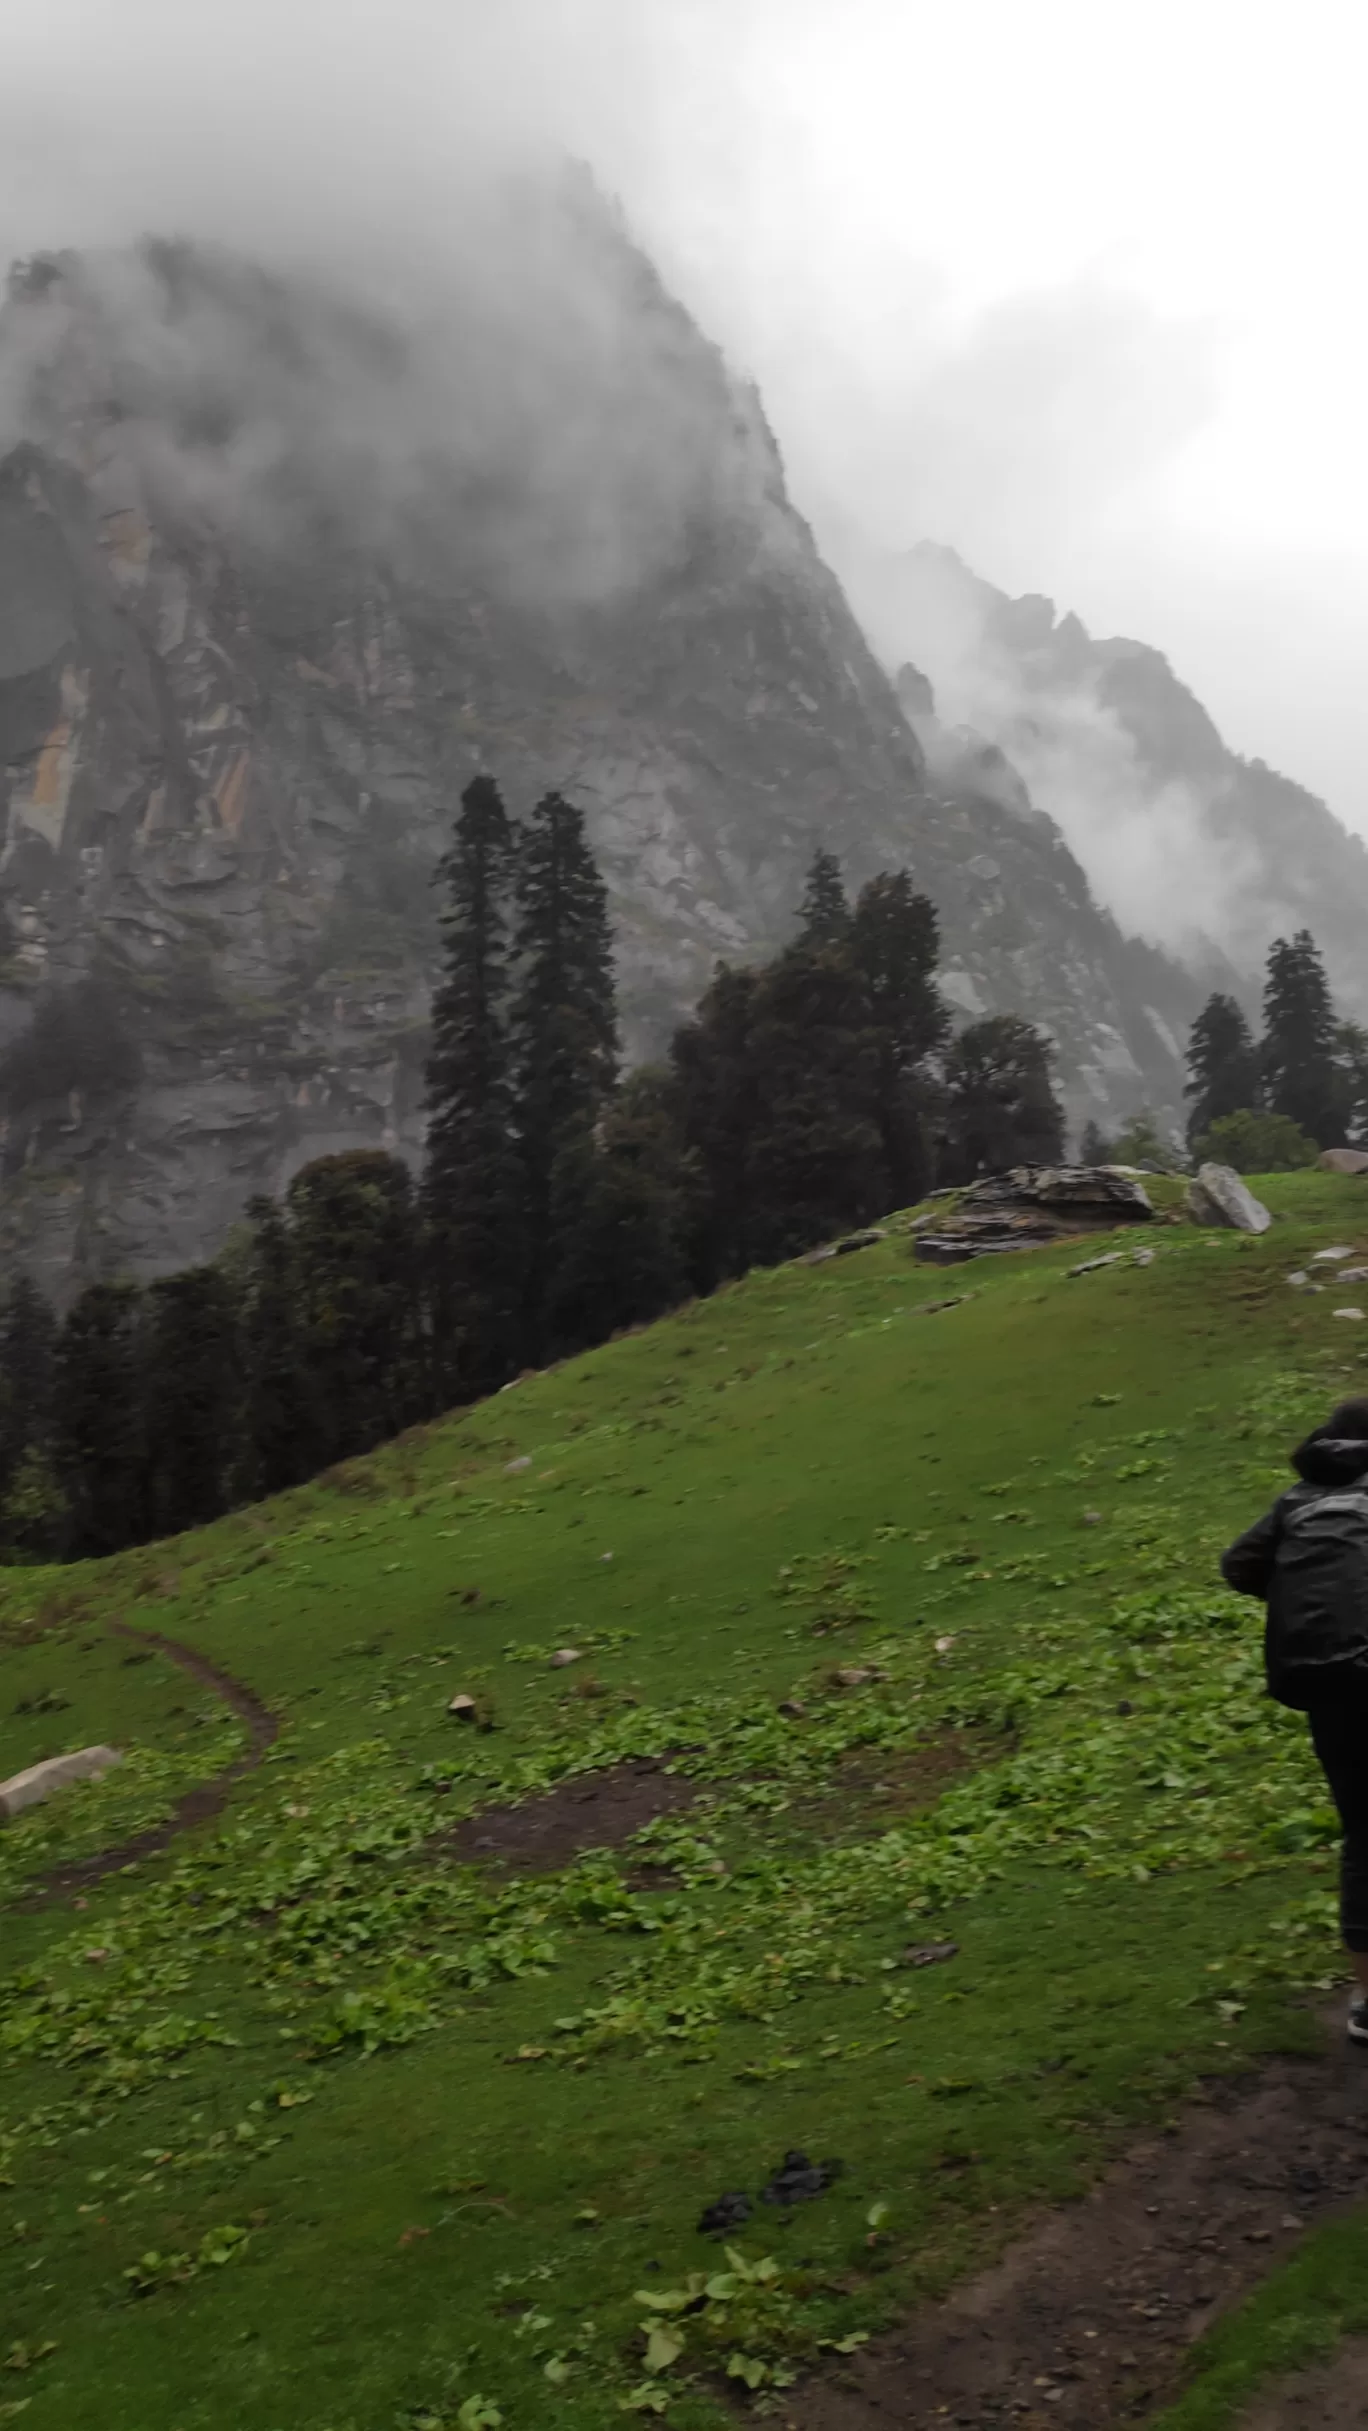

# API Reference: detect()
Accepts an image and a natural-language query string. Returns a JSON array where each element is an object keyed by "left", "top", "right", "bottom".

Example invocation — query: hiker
[{"left": 1222, "top": 1397, "right": 1368, "bottom": 2045}]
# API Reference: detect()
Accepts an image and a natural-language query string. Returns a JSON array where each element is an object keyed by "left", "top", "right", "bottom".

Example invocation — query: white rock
[
  {"left": 1068, "top": 1252, "right": 1125, "bottom": 1277},
  {"left": 1131, "top": 1248, "right": 1155, "bottom": 1267},
  {"left": 1287, "top": 1271, "right": 1309, "bottom": 1286},
  {"left": 0, "top": 1745, "right": 122, "bottom": 1820},
  {"left": 504, "top": 1455, "right": 532, "bottom": 1473},
  {"left": 447, "top": 1694, "right": 479, "bottom": 1720},
  {"left": 1334, "top": 1307, "right": 1367, "bottom": 1321},
  {"left": 1185, "top": 1165, "right": 1271, "bottom": 1233},
  {"left": 1340, "top": 1267, "right": 1368, "bottom": 1282},
  {"left": 549, "top": 1648, "right": 582, "bottom": 1668},
  {"left": 1313, "top": 1246, "right": 1353, "bottom": 1262}
]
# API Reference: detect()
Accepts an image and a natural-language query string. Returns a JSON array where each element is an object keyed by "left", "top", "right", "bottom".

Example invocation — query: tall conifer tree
[
  {"left": 55, "top": 1280, "right": 148, "bottom": 1557},
  {"left": 510, "top": 792, "right": 618, "bottom": 1354},
  {"left": 939, "top": 1015, "right": 1065, "bottom": 1181},
  {"left": 423, "top": 774, "right": 525, "bottom": 1399},
  {"left": 239, "top": 1195, "right": 322, "bottom": 1498},
  {"left": 144, "top": 1266, "right": 241, "bottom": 1536},
  {"left": 288, "top": 1151, "right": 426, "bottom": 1463},
  {"left": 1262, "top": 930, "right": 1343, "bottom": 1145},
  {"left": 848, "top": 872, "right": 947, "bottom": 1207},
  {"left": 1184, "top": 992, "right": 1261, "bottom": 1142},
  {"left": 795, "top": 848, "right": 850, "bottom": 949}
]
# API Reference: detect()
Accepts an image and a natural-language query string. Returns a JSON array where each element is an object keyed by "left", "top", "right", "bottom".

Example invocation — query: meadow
[{"left": 4, "top": 1172, "right": 1368, "bottom": 2430}]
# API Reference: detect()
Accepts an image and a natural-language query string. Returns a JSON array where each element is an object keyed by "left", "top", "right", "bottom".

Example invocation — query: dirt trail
[
  {"left": 24, "top": 1623, "right": 278, "bottom": 1900},
  {"left": 786, "top": 2035, "right": 1368, "bottom": 2431}
]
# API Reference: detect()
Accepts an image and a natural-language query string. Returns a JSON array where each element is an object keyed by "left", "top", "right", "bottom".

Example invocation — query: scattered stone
[
  {"left": 913, "top": 1295, "right": 973, "bottom": 1315},
  {"left": 1082, "top": 1511, "right": 1103, "bottom": 1526},
  {"left": 777, "top": 1698, "right": 807, "bottom": 1719},
  {"left": 1131, "top": 1247, "right": 1156, "bottom": 1266},
  {"left": 599, "top": 1551, "right": 614, "bottom": 1563},
  {"left": 698, "top": 2190, "right": 752, "bottom": 2235},
  {"left": 934, "top": 1635, "right": 956, "bottom": 1654},
  {"left": 800, "top": 1245, "right": 840, "bottom": 1265},
  {"left": 1334, "top": 1308, "right": 1366, "bottom": 1322},
  {"left": 1319, "top": 1148, "right": 1368, "bottom": 1173},
  {"left": 1312, "top": 1246, "right": 1354, "bottom": 1261},
  {"left": 1339, "top": 1266, "right": 1368, "bottom": 1282},
  {"left": 504, "top": 1455, "right": 532, "bottom": 1473},
  {"left": 903, "top": 1940, "right": 959, "bottom": 1969},
  {"left": 834, "top": 1227, "right": 888, "bottom": 1254},
  {"left": 549, "top": 1648, "right": 583, "bottom": 1668},
  {"left": 833, "top": 1665, "right": 883, "bottom": 1688},
  {"left": 1287, "top": 1271, "right": 1309, "bottom": 1286},
  {"left": 760, "top": 2150, "right": 846, "bottom": 2206},
  {"left": 1184, "top": 1164, "right": 1271, "bottom": 1233},
  {"left": 1069, "top": 1252, "right": 1124, "bottom": 1277},
  {"left": 447, "top": 1694, "right": 479, "bottom": 1721},
  {"left": 0, "top": 1745, "right": 122, "bottom": 1820}
]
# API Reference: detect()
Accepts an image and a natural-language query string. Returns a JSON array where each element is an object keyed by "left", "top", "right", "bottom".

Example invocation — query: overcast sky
[{"left": 2, "top": 0, "right": 1365, "bottom": 828}]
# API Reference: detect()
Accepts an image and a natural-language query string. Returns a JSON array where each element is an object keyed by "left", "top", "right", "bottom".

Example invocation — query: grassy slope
[{"left": 3, "top": 1173, "right": 1368, "bottom": 2429}]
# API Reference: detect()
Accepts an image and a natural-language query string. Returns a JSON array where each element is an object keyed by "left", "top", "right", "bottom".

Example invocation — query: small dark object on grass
[
  {"left": 698, "top": 2190, "right": 752, "bottom": 2235},
  {"left": 760, "top": 2150, "right": 846, "bottom": 2206},
  {"left": 902, "top": 1940, "right": 959, "bottom": 1969}
]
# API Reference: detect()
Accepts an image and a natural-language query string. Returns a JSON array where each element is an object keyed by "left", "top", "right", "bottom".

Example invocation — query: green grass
[{"left": 5, "top": 1169, "right": 1368, "bottom": 2429}]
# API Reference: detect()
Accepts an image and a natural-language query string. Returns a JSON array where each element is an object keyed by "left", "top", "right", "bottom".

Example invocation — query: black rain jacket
[{"left": 1222, "top": 1431, "right": 1368, "bottom": 1709}]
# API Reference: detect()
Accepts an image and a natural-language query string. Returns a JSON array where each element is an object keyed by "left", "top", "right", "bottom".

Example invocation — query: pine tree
[
  {"left": 939, "top": 1016, "right": 1065, "bottom": 1182},
  {"left": 144, "top": 1265, "right": 242, "bottom": 1536},
  {"left": 743, "top": 943, "right": 885, "bottom": 1263},
  {"left": 795, "top": 848, "right": 849, "bottom": 950},
  {"left": 287, "top": 1151, "right": 426, "bottom": 1464},
  {"left": 55, "top": 1281, "right": 148, "bottom": 1557},
  {"left": 0, "top": 1276, "right": 56, "bottom": 1504},
  {"left": 1184, "top": 993, "right": 1261, "bottom": 1142},
  {"left": 544, "top": 1072, "right": 693, "bottom": 1355},
  {"left": 1078, "top": 1118, "right": 1112, "bottom": 1165},
  {"left": 848, "top": 872, "right": 947, "bottom": 1207},
  {"left": 510, "top": 792, "right": 618, "bottom": 1356},
  {"left": 670, "top": 965, "right": 762, "bottom": 1287},
  {"left": 239, "top": 1195, "right": 323, "bottom": 1497},
  {"left": 1262, "top": 931, "right": 1343, "bottom": 1145},
  {"left": 422, "top": 774, "right": 526, "bottom": 1400}
]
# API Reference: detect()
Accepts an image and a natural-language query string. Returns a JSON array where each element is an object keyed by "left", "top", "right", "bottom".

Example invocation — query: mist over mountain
[
  {"left": 844, "top": 540, "right": 1368, "bottom": 1012},
  {"left": 0, "top": 201, "right": 1221, "bottom": 1289}
]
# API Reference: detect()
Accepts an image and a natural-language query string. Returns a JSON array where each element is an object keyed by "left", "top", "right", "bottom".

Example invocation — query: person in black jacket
[{"left": 1222, "top": 1396, "right": 1368, "bottom": 2044}]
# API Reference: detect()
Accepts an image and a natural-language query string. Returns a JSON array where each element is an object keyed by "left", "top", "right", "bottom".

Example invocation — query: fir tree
[
  {"left": 55, "top": 1280, "right": 148, "bottom": 1557},
  {"left": 795, "top": 848, "right": 850, "bottom": 950},
  {"left": 848, "top": 871, "right": 947, "bottom": 1207},
  {"left": 1184, "top": 992, "right": 1261, "bottom": 1142},
  {"left": 144, "top": 1265, "right": 242, "bottom": 1536},
  {"left": 742, "top": 942, "right": 885, "bottom": 1263},
  {"left": 239, "top": 1195, "right": 322, "bottom": 1498},
  {"left": 1078, "top": 1118, "right": 1112, "bottom": 1165},
  {"left": 1262, "top": 930, "right": 1343, "bottom": 1145},
  {"left": 669, "top": 965, "right": 761, "bottom": 1287},
  {"left": 543, "top": 1072, "right": 693, "bottom": 1355},
  {"left": 287, "top": 1151, "right": 426, "bottom": 1464},
  {"left": 510, "top": 792, "right": 618, "bottom": 1355},
  {"left": 939, "top": 1016, "right": 1065, "bottom": 1182},
  {"left": 0, "top": 1276, "right": 57, "bottom": 1505},
  {"left": 422, "top": 774, "right": 526, "bottom": 1400}
]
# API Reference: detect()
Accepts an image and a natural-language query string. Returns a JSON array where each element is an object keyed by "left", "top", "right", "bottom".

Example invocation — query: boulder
[
  {"left": 0, "top": 1744, "right": 121, "bottom": 1820},
  {"left": 1319, "top": 1149, "right": 1368, "bottom": 1174},
  {"left": 913, "top": 1164, "right": 1152, "bottom": 1264},
  {"left": 1185, "top": 1164, "right": 1271, "bottom": 1234}
]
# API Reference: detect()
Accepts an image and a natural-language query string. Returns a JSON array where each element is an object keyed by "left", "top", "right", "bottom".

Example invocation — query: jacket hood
[{"left": 1292, "top": 1432, "right": 1368, "bottom": 1486}]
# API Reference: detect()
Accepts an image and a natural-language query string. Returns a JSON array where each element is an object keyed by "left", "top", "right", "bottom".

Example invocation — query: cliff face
[
  {"left": 848, "top": 541, "right": 1368, "bottom": 1015},
  {"left": 0, "top": 224, "right": 1200, "bottom": 1292}
]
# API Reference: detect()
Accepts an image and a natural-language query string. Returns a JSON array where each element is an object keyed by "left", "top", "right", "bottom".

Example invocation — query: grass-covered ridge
[{"left": 3, "top": 1170, "right": 1368, "bottom": 2429}]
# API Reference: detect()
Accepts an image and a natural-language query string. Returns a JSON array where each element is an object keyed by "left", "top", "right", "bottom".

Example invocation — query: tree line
[
  {"left": 0, "top": 781, "right": 1068, "bottom": 1564},
  {"left": 1082, "top": 928, "right": 1366, "bottom": 1177}
]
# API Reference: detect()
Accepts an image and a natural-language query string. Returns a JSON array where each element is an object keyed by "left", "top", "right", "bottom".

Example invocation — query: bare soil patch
[
  {"left": 436, "top": 1756, "right": 702, "bottom": 1874},
  {"left": 1238, "top": 2337, "right": 1368, "bottom": 2428},
  {"left": 786, "top": 2036, "right": 1368, "bottom": 2431},
  {"left": 794, "top": 1732, "right": 998, "bottom": 1845},
  {"left": 23, "top": 1624, "right": 279, "bottom": 1903}
]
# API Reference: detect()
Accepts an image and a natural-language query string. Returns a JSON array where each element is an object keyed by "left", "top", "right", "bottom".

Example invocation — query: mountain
[
  {"left": 0, "top": 204, "right": 1204, "bottom": 1292},
  {"left": 843, "top": 541, "right": 1368, "bottom": 1016}
]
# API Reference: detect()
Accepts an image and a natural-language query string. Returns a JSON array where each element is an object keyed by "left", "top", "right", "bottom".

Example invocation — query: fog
[{"left": 2, "top": 0, "right": 1365, "bottom": 915}]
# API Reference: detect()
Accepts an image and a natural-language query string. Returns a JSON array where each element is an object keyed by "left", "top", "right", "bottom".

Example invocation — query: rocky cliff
[
  {"left": 847, "top": 541, "right": 1368, "bottom": 1016},
  {"left": 0, "top": 213, "right": 1204, "bottom": 1292}
]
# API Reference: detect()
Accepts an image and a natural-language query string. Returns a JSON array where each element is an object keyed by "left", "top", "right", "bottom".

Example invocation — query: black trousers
[{"left": 1309, "top": 1703, "right": 1368, "bottom": 1951}]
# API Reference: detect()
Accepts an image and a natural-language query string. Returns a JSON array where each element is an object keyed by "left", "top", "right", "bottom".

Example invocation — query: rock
[
  {"left": 1069, "top": 1252, "right": 1124, "bottom": 1276},
  {"left": 698, "top": 2190, "right": 752, "bottom": 2236},
  {"left": 833, "top": 1665, "right": 881, "bottom": 1688},
  {"left": 503, "top": 1456, "right": 532, "bottom": 1474},
  {"left": 902, "top": 1941, "right": 959, "bottom": 1969},
  {"left": 447, "top": 1694, "right": 479, "bottom": 1721},
  {"left": 777, "top": 1698, "right": 807, "bottom": 1719},
  {"left": 1334, "top": 1308, "right": 1366, "bottom": 1321},
  {"left": 915, "top": 1164, "right": 1153, "bottom": 1264},
  {"left": 1082, "top": 1510, "right": 1103, "bottom": 1526},
  {"left": 760, "top": 2150, "right": 845, "bottom": 2206},
  {"left": 549, "top": 1648, "right": 582, "bottom": 1668},
  {"left": 1312, "top": 1246, "right": 1353, "bottom": 1261},
  {"left": 1131, "top": 1247, "right": 1156, "bottom": 1266},
  {"left": 800, "top": 1245, "right": 840, "bottom": 1265},
  {"left": 1339, "top": 1267, "right": 1368, "bottom": 1282},
  {"left": 834, "top": 1227, "right": 888, "bottom": 1254},
  {"left": 1287, "top": 1271, "right": 1310, "bottom": 1286},
  {"left": 1319, "top": 1149, "right": 1368, "bottom": 1173},
  {"left": 0, "top": 1744, "right": 121, "bottom": 1818},
  {"left": 934, "top": 1634, "right": 956, "bottom": 1654},
  {"left": 1184, "top": 1164, "right": 1272, "bottom": 1233}
]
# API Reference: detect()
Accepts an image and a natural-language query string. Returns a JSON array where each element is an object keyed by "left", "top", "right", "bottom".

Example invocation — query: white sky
[{"left": 1, "top": 0, "right": 1365, "bottom": 825}]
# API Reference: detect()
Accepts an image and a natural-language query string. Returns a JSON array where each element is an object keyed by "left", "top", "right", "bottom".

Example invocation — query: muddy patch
[
  {"left": 787, "top": 2037, "right": 1368, "bottom": 2431},
  {"left": 1239, "top": 2337, "right": 1368, "bottom": 2428},
  {"left": 437, "top": 1757, "right": 702, "bottom": 1874},
  {"left": 22, "top": 1624, "right": 279, "bottom": 1903},
  {"left": 793, "top": 1731, "right": 997, "bottom": 1844}
]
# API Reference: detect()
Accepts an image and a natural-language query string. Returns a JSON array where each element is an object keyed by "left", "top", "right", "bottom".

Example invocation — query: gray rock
[
  {"left": 1319, "top": 1150, "right": 1368, "bottom": 1174},
  {"left": 1185, "top": 1164, "right": 1272, "bottom": 1233},
  {"left": 0, "top": 1744, "right": 121, "bottom": 1818}
]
